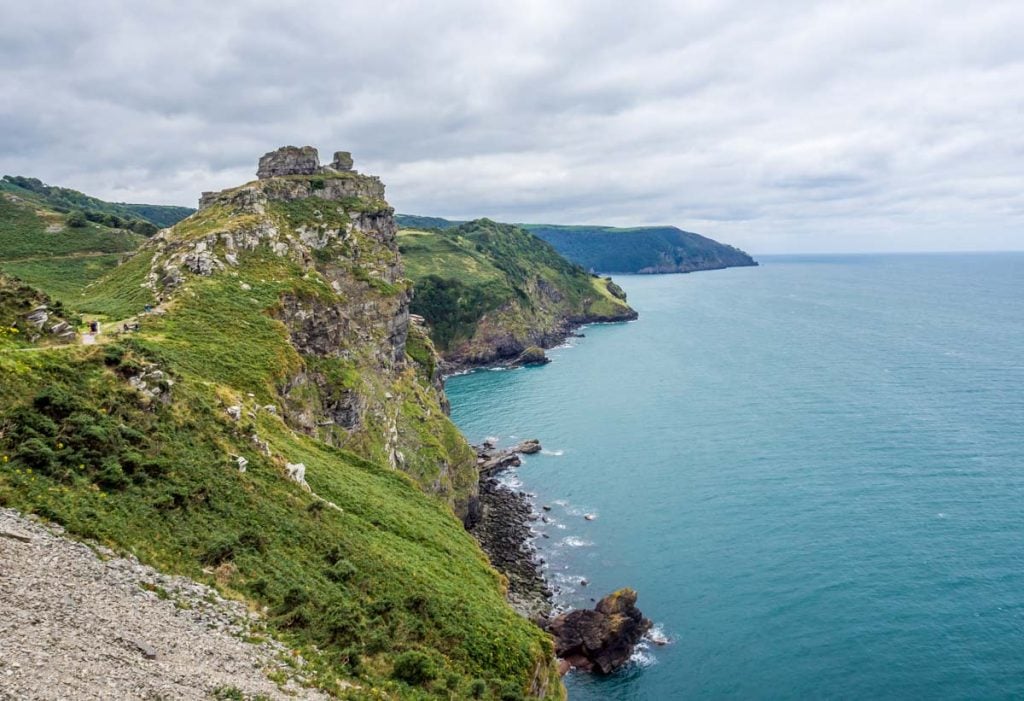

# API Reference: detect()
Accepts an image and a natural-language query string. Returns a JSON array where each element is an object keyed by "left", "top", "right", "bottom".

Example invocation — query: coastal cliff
[
  {"left": 399, "top": 219, "right": 637, "bottom": 371},
  {"left": 0, "top": 148, "right": 564, "bottom": 699}
]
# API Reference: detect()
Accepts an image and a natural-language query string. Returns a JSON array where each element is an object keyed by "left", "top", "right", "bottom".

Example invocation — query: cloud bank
[{"left": 2, "top": 0, "right": 1022, "bottom": 253}]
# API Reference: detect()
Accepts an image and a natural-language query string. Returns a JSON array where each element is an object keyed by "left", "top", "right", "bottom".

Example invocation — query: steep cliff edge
[
  {"left": 399, "top": 219, "right": 637, "bottom": 371},
  {"left": 0, "top": 148, "right": 564, "bottom": 700},
  {"left": 147, "top": 147, "right": 477, "bottom": 518}
]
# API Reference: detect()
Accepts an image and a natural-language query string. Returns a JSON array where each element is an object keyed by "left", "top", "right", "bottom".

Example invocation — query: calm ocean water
[{"left": 446, "top": 253, "right": 1024, "bottom": 700}]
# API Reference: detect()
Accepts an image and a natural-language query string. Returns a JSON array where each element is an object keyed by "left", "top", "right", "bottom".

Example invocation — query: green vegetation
[
  {"left": 399, "top": 219, "right": 635, "bottom": 360},
  {"left": 0, "top": 255, "right": 124, "bottom": 302},
  {"left": 395, "top": 213, "right": 757, "bottom": 274},
  {"left": 0, "top": 344, "right": 557, "bottom": 699},
  {"left": 395, "top": 214, "right": 463, "bottom": 231},
  {"left": 1, "top": 175, "right": 193, "bottom": 232},
  {"left": 521, "top": 223, "right": 758, "bottom": 273},
  {"left": 0, "top": 178, "right": 174, "bottom": 315},
  {"left": 0, "top": 171, "right": 564, "bottom": 698}
]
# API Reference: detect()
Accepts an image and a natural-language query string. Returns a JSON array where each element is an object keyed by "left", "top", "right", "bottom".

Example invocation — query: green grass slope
[
  {"left": 399, "top": 219, "right": 635, "bottom": 367},
  {"left": 2, "top": 175, "right": 194, "bottom": 231},
  {"left": 0, "top": 162, "right": 564, "bottom": 699},
  {"left": 396, "top": 214, "right": 757, "bottom": 275},
  {"left": 0, "top": 178, "right": 178, "bottom": 310},
  {"left": 0, "top": 330, "right": 558, "bottom": 699}
]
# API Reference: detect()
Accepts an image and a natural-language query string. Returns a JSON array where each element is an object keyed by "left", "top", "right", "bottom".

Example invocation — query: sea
[{"left": 445, "top": 253, "right": 1024, "bottom": 700}]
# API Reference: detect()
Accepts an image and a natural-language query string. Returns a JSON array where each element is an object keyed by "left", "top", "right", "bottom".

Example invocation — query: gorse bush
[{"left": 393, "top": 650, "right": 439, "bottom": 686}]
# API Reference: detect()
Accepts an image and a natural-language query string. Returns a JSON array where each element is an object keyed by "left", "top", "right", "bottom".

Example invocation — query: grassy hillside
[
  {"left": 0, "top": 160, "right": 564, "bottom": 699},
  {"left": 522, "top": 224, "right": 757, "bottom": 273},
  {"left": 2, "top": 175, "right": 194, "bottom": 231},
  {"left": 399, "top": 219, "right": 635, "bottom": 367},
  {"left": 395, "top": 214, "right": 463, "bottom": 231},
  {"left": 0, "top": 177, "right": 189, "bottom": 310},
  {"left": 396, "top": 214, "right": 757, "bottom": 275}
]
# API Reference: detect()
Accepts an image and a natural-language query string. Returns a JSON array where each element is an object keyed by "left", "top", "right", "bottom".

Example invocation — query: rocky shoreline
[
  {"left": 440, "top": 309, "right": 637, "bottom": 376},
  {"left": 466, "top": 440, "right": 553, "bottom": 624},
  {"left": 465, "top": 438, "right": 656, "bottom": 676}
]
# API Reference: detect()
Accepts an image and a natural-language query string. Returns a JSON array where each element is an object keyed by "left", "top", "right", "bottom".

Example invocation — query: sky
[{"left": 2, "top": 1, "right": 1023, "bottom": 254}]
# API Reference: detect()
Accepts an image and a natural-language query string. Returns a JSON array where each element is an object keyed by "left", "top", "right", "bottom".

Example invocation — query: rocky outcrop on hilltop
[
  {"left": 0, "top": 508, "right": 329, "bottom": 700},
  {"left": 547, "top": 589, "right": 652, "bottom": 674},
  {"left": 148, "top": 147, "right": 478, "bottom": 520},
  {"left": 256, "top": 145, "right": 321, "bottom": 179},
  {"left": 255, "top": 146, "right": 355, "bottom": 180}
]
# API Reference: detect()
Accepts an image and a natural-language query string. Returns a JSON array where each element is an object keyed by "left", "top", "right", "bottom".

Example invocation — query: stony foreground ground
[{"left": 0, "top": 508, "right": 329, "bottom": 701}]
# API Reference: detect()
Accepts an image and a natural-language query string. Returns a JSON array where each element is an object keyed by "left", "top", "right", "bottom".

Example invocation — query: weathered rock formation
[
  {"left": 256, "top": 145, "right": 320, "bottom": 179},
  {"left": 547, "top": 589, "right": 652, "bottom": 674},
  {"left": 147, "top": 147, "right": 478, "bottom": 520},
  {"left": 475, "top": 438, "right": 543, "bottom": 475}
]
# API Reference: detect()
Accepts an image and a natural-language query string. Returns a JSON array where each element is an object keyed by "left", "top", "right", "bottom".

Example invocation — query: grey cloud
[{"left": 1, "top": 0, "right": 1023, "bottom": 253}]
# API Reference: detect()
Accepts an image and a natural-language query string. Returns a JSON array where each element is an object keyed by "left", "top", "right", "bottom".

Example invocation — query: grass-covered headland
[{"left": 0, "top": 151, "right": 564, "bottom": 699}]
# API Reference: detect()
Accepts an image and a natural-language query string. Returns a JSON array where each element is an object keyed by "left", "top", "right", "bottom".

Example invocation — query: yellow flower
[{"left": 1, "top": 455, "right": 8, "bottom": 463}]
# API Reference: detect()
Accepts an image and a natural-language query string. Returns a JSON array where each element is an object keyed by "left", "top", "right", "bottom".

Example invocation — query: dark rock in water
[
  {"left": 475, "top": 438, "right": 542, "bottom": 475},
  {"left": 513, "top": 439, "right": 542, "bottom": 454},
  {"left": 512, "top": 346, "right": 550, "bottom": 367},
  {"left": 546, "top": 588, "right": 652, "bottom": 674}
]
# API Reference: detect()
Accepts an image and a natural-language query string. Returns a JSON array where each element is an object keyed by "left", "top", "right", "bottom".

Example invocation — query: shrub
[
  {"left": 66, "top": 210, "right": 87, "bottom": 227},
  {"left": 392, "top": 650, "right": 438, "bottom": 686}
]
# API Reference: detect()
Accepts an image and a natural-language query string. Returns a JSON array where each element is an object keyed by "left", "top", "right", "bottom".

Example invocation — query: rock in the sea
[
  {"left": 513, "top": 439, "right": 542, "bottom": 454},
  {"left": 513, "top": 346, "right": 550, "bottom": 367},
  {"left": 546, "top": 588, "right": 652, "bottom": 674},
  {"left": 256, "top": 145, "right": 320, "bottom": 179}
]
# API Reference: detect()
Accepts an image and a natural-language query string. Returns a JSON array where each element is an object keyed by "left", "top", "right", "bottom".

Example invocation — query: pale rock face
[
  {"left": 286, "top": 463, "right": 309, "bottom": 490},
  {"left": 256, "top": 146, "right": 320, "bottom": 179}
]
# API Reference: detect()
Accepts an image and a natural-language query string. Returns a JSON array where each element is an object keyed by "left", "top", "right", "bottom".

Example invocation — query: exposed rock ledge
[
  {"left": 0, "top": 508, "right": 329, "bottom": 700},
  {"left": 475, "top": 438, "right": 542, "bottom": 476},
  {"left": 547, "top": 588, "right": 652, "bottom": 674}
]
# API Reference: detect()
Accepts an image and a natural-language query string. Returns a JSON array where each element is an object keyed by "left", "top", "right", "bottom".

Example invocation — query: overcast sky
[{"left": 2, "top": 1, "right": 1023, "bottom": 253}]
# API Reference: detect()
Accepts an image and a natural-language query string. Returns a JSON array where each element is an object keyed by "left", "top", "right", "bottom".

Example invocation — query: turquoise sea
[{"left": 446, "top": 253, "right": 1024, "bottom": 700}]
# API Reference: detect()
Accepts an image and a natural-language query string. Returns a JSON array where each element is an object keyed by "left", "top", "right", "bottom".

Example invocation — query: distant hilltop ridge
[{"left": 396, "top": 214, "right": 758, "bottom": 275}]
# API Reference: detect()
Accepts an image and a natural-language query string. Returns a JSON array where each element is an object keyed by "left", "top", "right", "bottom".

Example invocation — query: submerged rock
[{"left": 546, "top": 588, "right": 652, "bottom": 674}]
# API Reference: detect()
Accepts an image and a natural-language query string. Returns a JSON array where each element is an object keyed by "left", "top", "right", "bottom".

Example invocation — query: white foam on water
[
  {"left": 541, "top": 449, "right": 565, "bottom": 456},
  {"left": 646, "top": 624, "right": 671, "bottom": 646},
  {"left": 561, "top": 536, "right": 594, "bottom": 548},
  {"left": 629, "top": 637, "right": 659, "bottom": 668}
]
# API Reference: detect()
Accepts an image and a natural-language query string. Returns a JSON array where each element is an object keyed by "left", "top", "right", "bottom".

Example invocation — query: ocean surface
[{"left": 446, "top": 253, "right": 1024, "bottom": 700}]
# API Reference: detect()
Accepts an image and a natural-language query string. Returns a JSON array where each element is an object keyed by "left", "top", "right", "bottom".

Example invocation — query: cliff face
[
  {"left": 147, "top": 147, "right": 477, "bottom": 517},
  {"left": 399, "top": 219, "right": 637, "bottom": 371},
  {"left": 0, "top": 147, "right": 565, "bottom": 700}
]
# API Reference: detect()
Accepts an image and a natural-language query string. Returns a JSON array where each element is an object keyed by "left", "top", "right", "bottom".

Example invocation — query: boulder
[
  {"left": 330, "top": 151, "right": 354, "bottom": 171},
  {"left": 256, "top": 146, "right": 320, "bottom": 179},
  {"left": 513, "top": 439, "right": 542, "bottom": 454},
  {"left": 546, "top": 588, "right": 652, "bottom": 674}
]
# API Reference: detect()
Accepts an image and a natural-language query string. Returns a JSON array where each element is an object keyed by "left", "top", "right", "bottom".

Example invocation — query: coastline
[
  {"left": 467, "top": 471, "right": 554, "bottom": 624},
  {"left": 439, "top": 310, "right": 638, "bottom": 378}
]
